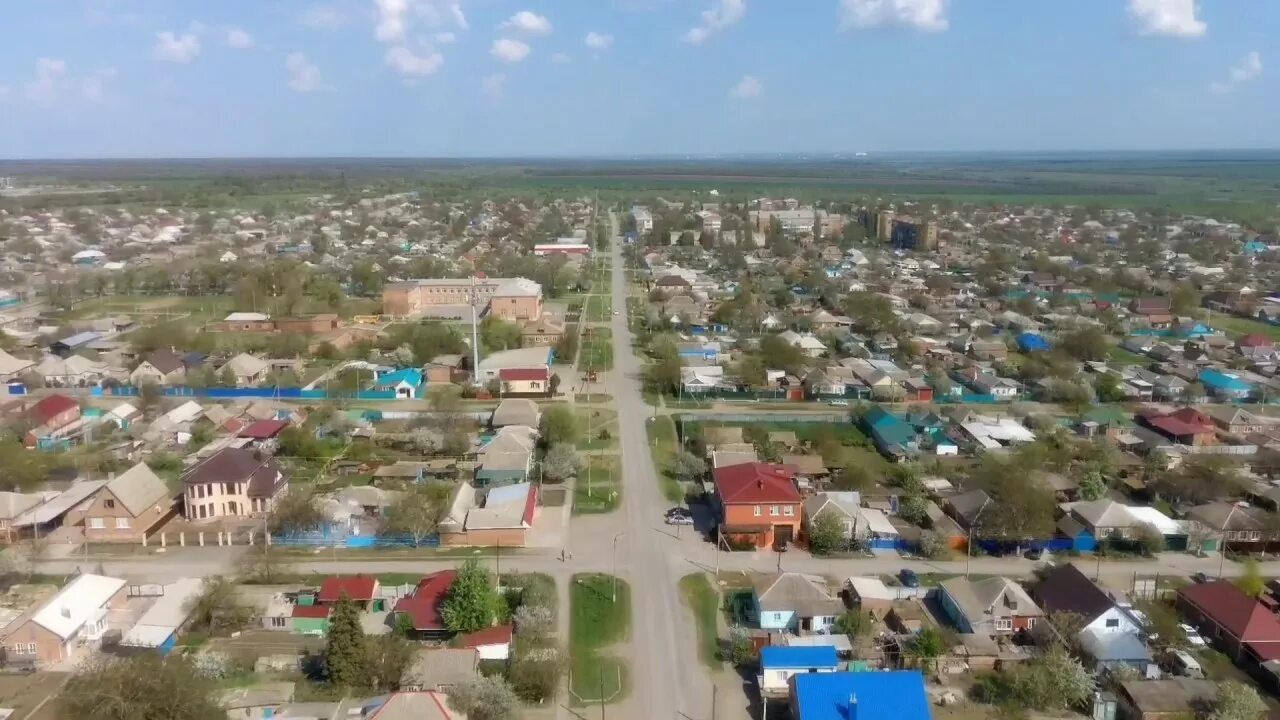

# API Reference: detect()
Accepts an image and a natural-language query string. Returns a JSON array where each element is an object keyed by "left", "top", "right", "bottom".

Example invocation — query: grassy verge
[
  {"left": 647, "top": 416, "right": 683, "bottom": 502},
  {"left": 569, "top": 574, "right": 631, "bottom": 705},
  {"left": 1107, "top": 345, "right": 1150, "bottom": 365},
  {"left": 679, "top": 573, "right": 722, "bottom": 670},
  {"left": 572, "top": 455, "right": 621, "bottom": 514},
  {"left": 584, "top": 295, "right": 614, "bottom": 322},
  {"left": 576, "top": 407, "right": 618, "bottom": 452},
  {"left": 578, "top": 328, "right": 614, "bottom": 371},
  {"left": 1208, "top": 314, "right": 1280, "bottom": 341}
]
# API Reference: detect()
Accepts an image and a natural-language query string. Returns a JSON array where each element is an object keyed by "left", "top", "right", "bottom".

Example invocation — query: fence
[
  {"left": 272, "top": 526, "right": 440, "bottom": 548},
  {"left": 82, "top": 386, "right": 403, "bottom": 401},
  {"left": 973, "top": 537, "right": 1080, "bottom": 555}
]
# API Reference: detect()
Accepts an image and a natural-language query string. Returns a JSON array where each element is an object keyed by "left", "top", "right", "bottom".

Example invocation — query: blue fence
[
  {"left": 974, "top": 537, "right": 1078, "bottom": 555},
  {"left": 936, "top": 393, "right": 1000, "bottom": 404},
  {"left": 273, "top": 526, "right": 440, "bottom": 548},
  {"left": 83, "top": 386, "right": 402, "bottom": 401},
  {"left": 869, "top": 537, "right": 920, "bottom": 553}
]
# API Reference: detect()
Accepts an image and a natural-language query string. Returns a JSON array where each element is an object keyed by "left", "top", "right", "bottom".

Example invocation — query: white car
[
  {"left": 1179, "top": 623, "right": 1207, "bottom": 647},
  {"left": 827, "top": 400, "right": 849, "bottom": 407}
]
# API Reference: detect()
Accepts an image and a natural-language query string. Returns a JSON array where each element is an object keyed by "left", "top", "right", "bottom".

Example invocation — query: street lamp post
[{"left": 612, "top": 532, "right": 624, "bottom": 602}]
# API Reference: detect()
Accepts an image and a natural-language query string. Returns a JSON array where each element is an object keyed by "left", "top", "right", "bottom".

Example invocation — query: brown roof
[
  {"left": 1032, "top": 564, "right": 1113, "bottom": 622},
  {"left": 181, "top": 448, "right": 286, "bottom": 497},
  {"left": 144, "top": 349, "right": 186, "bottom": 375}
]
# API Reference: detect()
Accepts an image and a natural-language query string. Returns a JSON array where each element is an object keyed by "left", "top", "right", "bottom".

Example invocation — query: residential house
[
  {"left": 318, "top": 575, "right": 381, "bottom": 609},
  {"left": 36, "top": 354, "right": 110, "bottom": 387},
  {"left": 0, "top": 573, "right": 127, "bottom": 668},
  {"left": 373, "top": 368, "right": 424, "bottom": 399},
  {"left": 1236, "top": 333, "right": 1275, "bottom": 359},
  {"left": 1034, "top": 564, "right": 1149, "bottom": 669},
  {"left": 1186, "top": 502, "right": 1270, "bottom": 554},
  {"left": 475, "top": 425, "right": 536, "bottom": 487},
  {"left": 860, "top": 406, "right": 918, "bottom": 461},
  {"left": 778, "top": 330, "right": 827, "bottom": 358},
  {"left": 1206, "top": 407, "right": 1268, "bottom": 435},
  {"left": 129, "top": 348, "right": 187, "bottom": 386},
  {"left": 1136, "top": 407, "right": 1217, "bottom": 446},
  {"left": 73, "top": 461, "right": 172, "bottom": 542},
  {"left": 751, "top": 572, "right": 844, "bottom": 634},
  {"left": 712, "top": 462, "right": 802, "bottom": 549},
  {"left": 182, "top": 448, "right": 288, "bottom": 521},
  {"left": 945, "top": 489, "right": 993, "bottom": 531},
  {"left": 491, "top": 398, "right": 541, "bottom": 429},
  {"left": 438, "top": 482, "right": 537, "bottom": 547},
  {"left": 1116, "top": 679, "right": 1217, "bottom": 720},
  {"left": 938, "top": 576, "right": 1043, "bottom": 636},
  {"left": 219, "top": 682, "right": 296, "bottom": 720},
  {"left": 393, "top": 571, "right": 457, "bottom": 641},
  {"left": 520, "top": 315, "right": 565, "bottom": 347},
  {"left": 223, "top": 353, "right": 270, "bottom": 386},
  {"left": 801, "top": 492, "right": 860, "bottom": 544},
  {"left": 1177, "top": 580, "right": 1280, "bottom": 667},
  {"left": 498, "top": 367, "right": 551, "bottom": 395},
  {"left": 1199, "top": 369, "right": 1252, "bottom": 400},
  {"left": 790, "top": 671, "right": 930, "bottom": 720},
  {"left": 0, "top": 492, "right": 45, "bottom": 542},
  {"left": 0, "top": 349, "right": 34, "bottom": 382},
  {"left": 1058, "top": 499, "right": 1145, "bottom": 541},
  {"left": 457, "top": 624, "right": 514, "bottom": 661},
  {"left": 23, "top": 393, "right": 80, "bottom": 448},
  {"left": 759, "top": 646, "right": 839, "bottom": 696}
]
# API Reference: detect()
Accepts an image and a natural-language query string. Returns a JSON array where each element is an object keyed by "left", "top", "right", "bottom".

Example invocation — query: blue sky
[{"left": 0, "top": 0, "right": 1273, "bottom": 157}]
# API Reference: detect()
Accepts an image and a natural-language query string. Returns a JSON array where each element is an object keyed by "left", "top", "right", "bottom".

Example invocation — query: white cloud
[
  {"left": 21, "top": 59, "right": 114, "bottom": 105},
  {"left": 682, "top": 0, "right": 745, "bottom": 45},
  {"left": 301, "top": 5, "right": 345, "bottom": 30},
  {"left": 226, "top": 28, "right": 253, "bottom": 48},
  {"left": 491, "top": 38, "right": 531, "bottom": 63},
  {"left": 551, "top": 52, "right": 571, "bottom": 64},
  {"left": 286, "top": 52, "right": 327, "bottom": 92},
  {"left": 501, "top": 10, "right": 552, "bottom": 35},
  {"left": 584, "top": 31, "right": 614, "bottom": 50},
  {"left": 434, "top": 31, "right": 456, "bottom": 43},
  {"left": 1210, "top": 51, "right": 1262, "bottom": 94},
  {"left": 839, "top": 0, "right": 948, "bottom": 32},
  {"left": 385, "top": 46, "right": 444, "bottom": 78},
  {"left": 729, "top": 74, "right": 762, "bottom": 99},
  {"left": 376, "top": 1, "right": 468, "bottom": 43},
  {"left": 450, "top": 3, "right": 468, "bottom": 30},
  {"left": 481, "top": 73, "right": 505, "bottom": 98},
  {"left": 153, "top": 31, "right": 201, "bottom": 63},
  {"left": 1129, "top": 0, "right": 1206, "bottom": 38},
  {"left": 375, "top": 0, "right": 410, "bottom": 41}
]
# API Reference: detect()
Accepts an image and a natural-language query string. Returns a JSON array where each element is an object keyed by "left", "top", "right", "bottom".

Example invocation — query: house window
[
  {"left": 783, "top": 506, "right": 794, "bottom": 516},
  {"left": 1249, "top": 531, "right": 1261, "bottom": 541},
  {"left": 271, "top": 617, "right": 286, "bottom": 628},
  {"left": 89, "top": 518, "right": 105, "bottom": 529},
  {"left": 770, "top": 506, "right": 780, "bottom": 517},
  {"left": 104, "top": 499, "right": 115, "bottom": 509},
  {"left": 115, "top": 518, "right": 130, "bottom": 529},
  {"left": 26, "top": 642, "right": 36, "bottom": 655},
  {"left": 753, "top": 506, "right": 761, "bottom": 517},
  {"left": 995, "top": 618, "right": 1012, "bottom": 631},
  {"left": 1105, "top": 618, "right": 1119, "bottom": 628}
]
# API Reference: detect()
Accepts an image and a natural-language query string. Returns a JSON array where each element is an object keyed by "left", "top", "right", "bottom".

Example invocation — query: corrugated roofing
[
  {"left": 31, "top": 573, "right": 126, "bottom": 640},
  {"left": 793, "top": 671, "right": 929, "bottom": 720},
  {"left": 760, "top": 645, "right": 838, "bottom": 669}
]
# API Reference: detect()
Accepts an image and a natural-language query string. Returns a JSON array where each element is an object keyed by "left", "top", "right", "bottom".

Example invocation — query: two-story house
[
  {"left": 1034, "top": 564, "right": 1150, "bottom": 670},
  {"left": 712, "top": 462, "right": 802, "bottom": 549},
  {"left": 182, "top": 448, "right": 288, "bottom": 521},
  {"left": 71, "top": 461, "right": 173, "bottom": 542}
]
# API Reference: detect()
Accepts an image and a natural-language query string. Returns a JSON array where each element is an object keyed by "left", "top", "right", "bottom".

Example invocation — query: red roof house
[
  {"left": 23, "top": 394, "right": 81, "bottom": 447},
  {"left": 318, "top": 575, "right": 380, "bottom": 606},
  {"left": 393, "top": 571, "right": 457, "bottom": 638},
  {"left": 1177, "top": 580, "right": 1280, "bottom": 664},
  {"left": 1137, "top": 407, "right": 1216, "bottom": 446},
  {"left": 712, "top": 463, "right": 802, "bottom": 549},
  {"left": 1238, "top": 333, "right": 1274, "bottom": 349},
  {"left": 238, "top": 419, "right": 291, "bottom": 440},
  {"left": 457, "top": 624, "right": 514, "bottom": 660}
]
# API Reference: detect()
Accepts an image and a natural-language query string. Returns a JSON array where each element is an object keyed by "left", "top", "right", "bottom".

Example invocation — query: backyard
[{"left": 568, "top": 573, "right": 631, "bottom": 706}]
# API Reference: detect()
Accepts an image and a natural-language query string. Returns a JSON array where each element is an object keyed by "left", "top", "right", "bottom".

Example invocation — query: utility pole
[
  {"left": 598, "top": 667, "right": 606, "bottom": 720},
  {"left": 611, "top": 533, "right": 623, "bottom": 602},
  {"left": 495, "top": 540, "right": 502, "bottom": 586}
]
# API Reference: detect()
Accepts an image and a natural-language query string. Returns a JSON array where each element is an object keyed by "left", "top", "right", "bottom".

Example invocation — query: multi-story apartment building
[{"left": 382, "top": 277, "right": 543, "bottom": 321}]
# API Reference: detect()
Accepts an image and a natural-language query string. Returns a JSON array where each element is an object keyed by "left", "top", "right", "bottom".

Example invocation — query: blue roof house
[
  {"left": 760, "top": 646, "right": 839, "bottom": 695},
  {"left": 860, "top": 406, "right": 918, "bottom": 461},
  {"left": 374, "top": 368, "right": 425, "bottom": 399},
  {"left": 791, "top": 671, "right": 930, "bottom": 720},
  {"left": 1015, "top": 332, "right": 1050, "bottom": 353},
  {"left": 1199, "top": 368, "right": 1251, "bottom": 400}
]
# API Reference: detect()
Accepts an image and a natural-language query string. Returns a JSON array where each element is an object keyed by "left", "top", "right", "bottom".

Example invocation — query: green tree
[
  {"left": 834, "top": 610, "right": 871, "bottom": 641},
  {"left": 185, "top": 576, "right": 253, "bottom": 635},
  {"left": 542, "top": 442, "right": 582, "bottom": 482},
  {"left": 1056, "top": 326, "right": 1110, "bottom": 362},
  {"left": 366, "top": 633, "right": 414, "bottom": 692},
  {"left": 539, "top": 406, "right": 580, "bottom": 445},
  {"left": 1076, "top": 471, "right": 1107, "bottom": 501},
  {"left": 907, "top": 627, "right": 946, "bottom": 671},
  {"left": 60, "top": 655, "right": 224, "bottom": 720},
  {"left": 1135, "top": 522, "right": 1165, "bottom": 557},
  {"left": 325, "top": 596, "right": 371, "bottom": 688},
  {"left": 268, "top": 489, "right": 324, "bottom": 534},
  {"left": 441, "top": 559, "right": 499, "bottom": 633},
  {"left": 1210, "top": 680, "right": 1267, "bottom": 720},
  {"left": 381, "top": 483, "right": 452, "bottom": 546},
  {"left": 480, "top": 316, "right": 523, "bottom": 352},
  {"left": 1237, "top": 558, "right": 1265, "bottom": 598},
  {"left": 897, "top": 496, "right": 930, "bottom": 527},
  {"left": 449, "top": 675, "right": 520, "bottom": 720},
  {"left": 670, "top": 450, "right": 707, "bottom": 484},
  {"left": 808, "top": 510, "right": 847, "bottom": 556},
  {"left": 727, "top": 626, "right": 755, "bottom": 666}
]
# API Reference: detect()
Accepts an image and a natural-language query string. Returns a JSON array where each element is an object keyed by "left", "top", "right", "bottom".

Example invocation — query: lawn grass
[
  {"left": 578, "top": 327, "right": 614, "bottom": 371},
  {"left": 576, "top": 407, "right": 618, "bottom": 452},
  {"left": 647, "top": 415, "right": 683, "bottom": 502},
  {"left": 568, "top": 573, "right": 631, "bottom": 705},
  {"left": 1107, "top": 345, "right": 1150, "bottom": 365},
  {"left": 583, "top": 295, "right": 614, "bottom": 322},
  {"left": 1207, "top": 314, "right": 1280, "bottom": 341},
  {"left": 572, "top": 455, "right": 621, "bottom": 514},
  {"left": 679, "top": 573, "right": 723, "bottom": 670}
]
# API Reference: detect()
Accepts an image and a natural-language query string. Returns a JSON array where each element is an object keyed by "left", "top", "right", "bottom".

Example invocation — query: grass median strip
[
  {"left": 679, "top": 573, "right": 722, "bottom": 670},
  {"left": 572, "top": 454, "right": 621, "bottom": 514},
  {"left": 647, "top": 415, "right": 683, "bottom": 502},
  {"left": 569, "top": 573, "right": 631, "bottom": 706}
]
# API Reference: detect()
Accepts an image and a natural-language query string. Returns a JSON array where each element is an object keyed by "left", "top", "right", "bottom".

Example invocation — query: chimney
[
  {"left": 757, "top": 479, "right": 764, "bottom": 490},
  {"left": 848, "top": 694, "right": 857, "bottom": 720}
]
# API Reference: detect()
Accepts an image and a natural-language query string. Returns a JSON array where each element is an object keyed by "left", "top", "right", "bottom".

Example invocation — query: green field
[
  {"left": 569, "top": 574, "right": 631, "bottom": 705},
  {"left": 583, "top": 295, "right": 613, "bottom": 322},
  {"left": 647, "top": 416, "right": 683, "bottom": 502},
  {"left": 679, "top": 573, "right": 722, "bottom": 670},
  {"left": 572, "top": 455, "right": 621, "bottom": 515},
  {"left": 576, "top": 407, "right": 618, "bottom": 452},
  {"left": 1107, "top": 345, "right": 1150, "bottom": 365},
  {"left": 1206, "top": 314, "right": 1280, "bottom": 341},
  {"left": 577, "top": 328, "right": 614, "bottom": 371}
]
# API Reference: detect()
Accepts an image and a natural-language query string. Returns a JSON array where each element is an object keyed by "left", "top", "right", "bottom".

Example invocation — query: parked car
[
  {"left": 664, "top": 507, "right": 693, "bottom": 526},
  {"left": 827, "top": 400, "right": 849, "bottom": 407},
  {"left": 1169, "top": 649, "right": 1204, "bottom": 678},
  {"left": 1179, "top": 623, "right": 1207, "bottom": 647},
  {"left": 1191, "top": 572, "right": 1210, "bottom": 584},
  {"left": 899, "top": 569, "right": 920, "bottom": 588}
]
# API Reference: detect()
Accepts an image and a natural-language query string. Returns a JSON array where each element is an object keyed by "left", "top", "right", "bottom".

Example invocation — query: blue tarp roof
[
  {"left": 1199, "top": 368, "right": 1250, "bottom": 392},
  {"left": 1016, "top": 332, "right": 1050, "bottom": 352},
  {"left": 760, "top": 645, "right": 839, "bottom": 669},
  {"left": 794, "top": 671, "right": 930, "bottom": 720}
]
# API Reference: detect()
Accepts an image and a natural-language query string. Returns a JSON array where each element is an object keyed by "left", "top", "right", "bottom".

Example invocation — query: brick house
[
  {"left": 71, "top": 462, "right": 173, "bottom": 542},
  {"left": 0, "top": 574, "right": 127, "bottom": 668},
  {"left": 939, "top": 576, "right": 1042, "bottom": 636},
  {"left": 1177, "top": 580, "right": 1280, "bottom": 667},
  {"left": 182, "top": 448, "right": 288, "bottom": 521},
  {"left": 23, "top": 394, "right": 80, "bottom": 448},
  {"left": 393, "top": 571, "right": 458, "bottom": 641},
  {"left": 712, "top": 463, "right": 802, "bottom": 549},
  {"left": 498, "top": 367, "right": 551, "bottom": 396},
  {"left": 520, "top": 316, "right": 565, "bottom": 347}
]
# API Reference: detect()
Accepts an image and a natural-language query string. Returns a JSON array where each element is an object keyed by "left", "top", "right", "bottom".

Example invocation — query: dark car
[
  {"left": 664, "top": 507, "right": 693, "bottom": 526},
  {"left": 1191, "top": 572, "right": 1210, "bottom": 584},
  {"left": 899, "top": 569, "right": 920, "bottom": 588}
]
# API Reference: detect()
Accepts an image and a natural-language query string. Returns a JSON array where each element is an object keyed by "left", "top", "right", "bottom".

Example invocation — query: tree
[
  {"left": 480, "top": 316, "right": 523, "bottom": 352},
  {"left": 1016, "top": 647, "right": 1092, "bottom": 711},
  {"left": 449, "top": 675, "right": 520, "bottom": 720},
  {"left": 381, "top": 483, "right": 452, "bottom": 546},
  {"left": 808, "top": 510, "right": 847, "bottom": 556},
  {"left": 1151, "top": 455, "right": 1246, "bottom": 506},
  {"left": 60, "top": 655, "right": 224, "bottom": 720},
  {"left": 918, "top": 530, "right": 948, "bottom": 559},
  {"left": 542, "top": 443, "right": 582, "bottom": 483},
  {"left": 1171, "top": 282, "right": 1203, "bottom": 316},
  {"left": 1237, "top": 558, "right": 1265, "bottom": 598},
  {"left": 366, "top": 633, "right": 413, "bottom": 692},
  {"left": 906, "top": 627, "right": 945, "bottom": 671},
  {"left": 897, "top": 496, "right": 930, "bottom": 527},
  {"left": 670, "top": 450, "right": 707, "bottom": 484},
  {"left": 441, "top": 559, "right": 499, "bottom": 633},
  {"left": 1210, "top": 681, "right": 1267, "bottom": 720},
  {"left": 834, "top": 610, "right": 871, "bottom": 641},
  {"left": 539, "top": 406, "right": 580, "bottom": 445},
  {"left": 1135, "top": 522, "right": 1165, "bottom": 557},
  {"left": 325, "top": 596, "right": 370, "bottom": 688},
  {"left": 217, "top": 365, "right": 237, "bottom": 387},
  {"left": 186, "top": 576, "right": 253, "bottom": 635},
  {"left": 728, "top": 626, "right": 755, "bottom": 666},
  {"left": 513, "top": 603, "right": 555, "bottom": 644},
  {"left": 268, "top": 490, "right": 324, "bottom": 534},
  {"left": 509, "top": 651, "right": 564, "bottom": 703},
  {"left": 1076, "top": 470, "right": 1108, "bottom": 501},
  {"left": 1056, "top": 326, "right": 1110, "bottom": 361}
]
